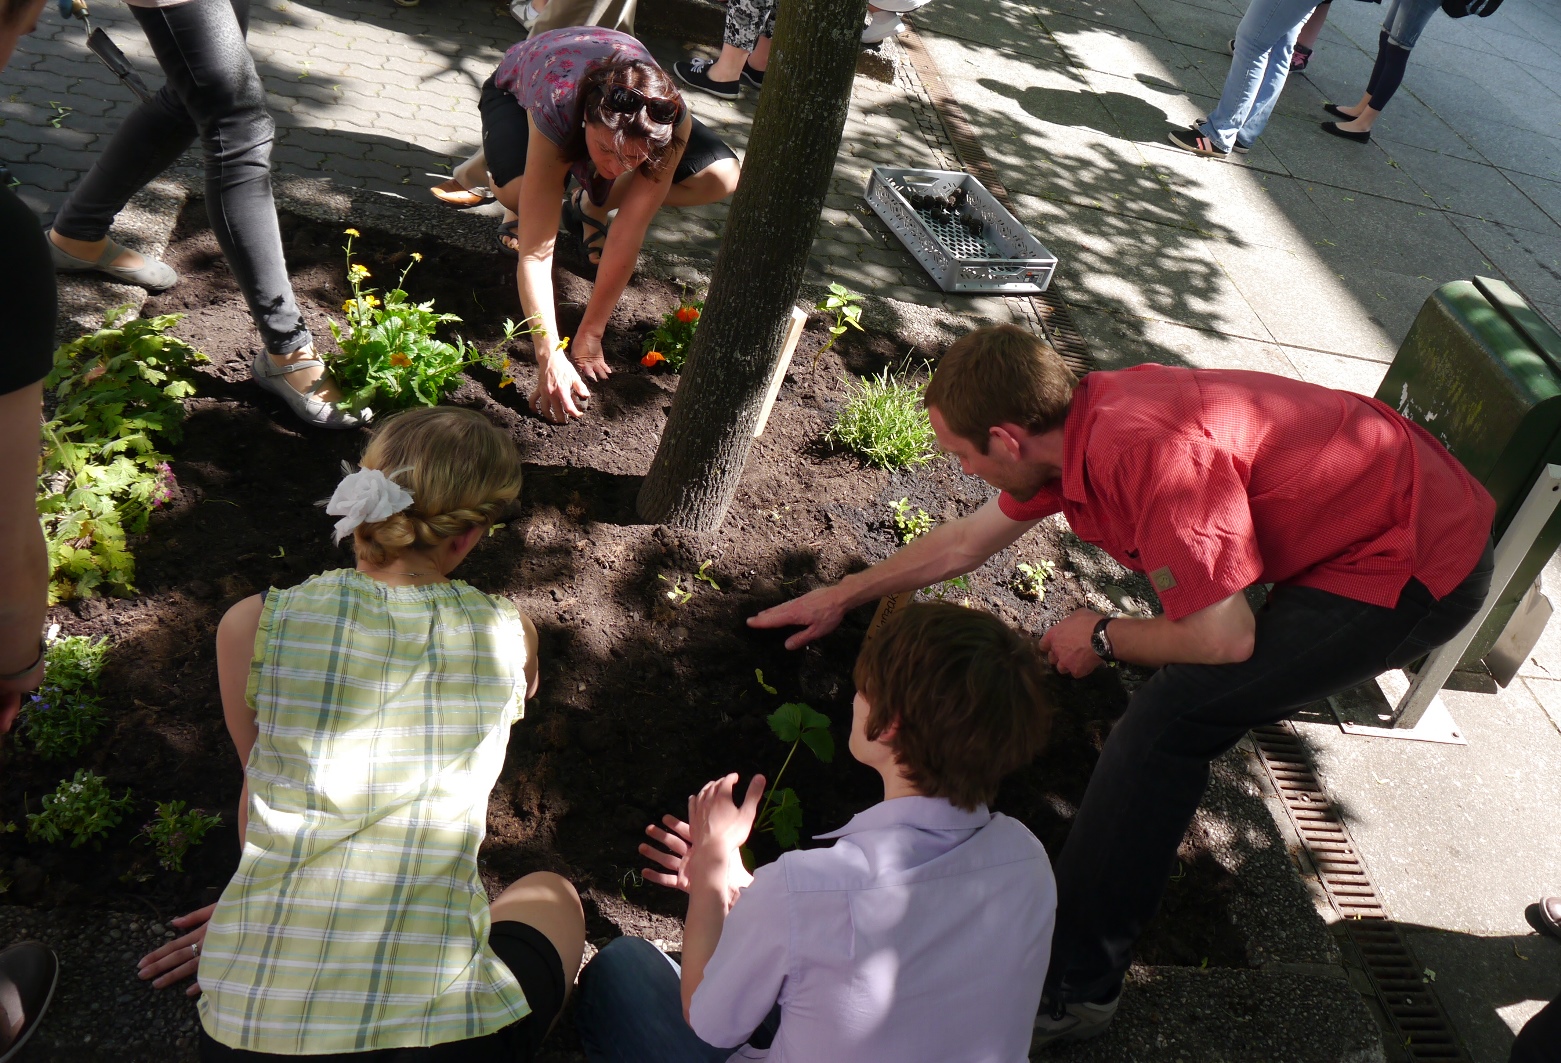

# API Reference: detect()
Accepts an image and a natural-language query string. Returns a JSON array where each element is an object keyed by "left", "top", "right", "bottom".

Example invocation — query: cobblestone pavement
[{"left": 3, "top": 0, "right": 1028, "bottom": 326}]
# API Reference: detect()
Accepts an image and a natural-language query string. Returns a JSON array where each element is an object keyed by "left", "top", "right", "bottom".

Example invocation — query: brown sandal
[{"left": 430, "top": 178, "right": 494, "bottom": 210}]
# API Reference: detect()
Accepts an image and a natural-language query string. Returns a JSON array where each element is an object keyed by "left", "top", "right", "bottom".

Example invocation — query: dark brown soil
[{"left": 2, "top": 202, "right": 1246, "bottom": 975}]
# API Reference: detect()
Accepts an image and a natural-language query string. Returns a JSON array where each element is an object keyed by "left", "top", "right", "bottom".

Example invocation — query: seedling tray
[{"left": 863, "top": 166, "right": 1056, "bottom": 295}]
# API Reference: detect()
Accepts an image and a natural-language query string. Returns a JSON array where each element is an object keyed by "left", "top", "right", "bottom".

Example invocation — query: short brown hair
[
  {"left": 923, "top": 324, "right": 1077, "bottom": 452},
  {"left": 562, "top": 58, "right": 687, "bottom": 182},
  {"left": 352, "top": 407, "right": 522, "bottom": 566},
  {"left": 853, "top": 602, "right": 1051, "bottom": 810}
]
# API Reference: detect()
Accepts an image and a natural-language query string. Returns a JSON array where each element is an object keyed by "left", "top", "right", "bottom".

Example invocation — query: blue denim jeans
[
  {"left": 1201, "top": 0, "right": 1319, "bottom": 152},
  {"left": 577, "top": 937, "right": 779, "bottom": 1063},
  {"left": 1045, "top": 544, "right": 1493, "bottom": 1005},
  {"left": 1383, "top": 0, "right": 1442, "bottom": 48}
]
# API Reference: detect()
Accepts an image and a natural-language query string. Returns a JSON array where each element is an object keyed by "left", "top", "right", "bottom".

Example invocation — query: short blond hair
[{"left": 352, "top": 407, "right": 522, "bottom": 566}]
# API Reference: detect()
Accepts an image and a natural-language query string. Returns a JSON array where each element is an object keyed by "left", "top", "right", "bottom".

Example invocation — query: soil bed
[{"left": 4, "top": 204, "right": 1248, "bottom": 995}]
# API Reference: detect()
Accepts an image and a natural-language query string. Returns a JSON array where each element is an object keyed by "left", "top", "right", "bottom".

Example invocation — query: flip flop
[
  {"left": 431, "top": 180, "right": 495, "bottom": 209},
  {"left": 497, "top": 219, "right": 520, "bottom": 256}
]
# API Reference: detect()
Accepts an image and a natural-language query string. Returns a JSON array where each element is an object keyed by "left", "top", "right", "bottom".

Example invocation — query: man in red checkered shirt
[{"left": 751, "top": 324, "right": 1495, "bottom": 1049}]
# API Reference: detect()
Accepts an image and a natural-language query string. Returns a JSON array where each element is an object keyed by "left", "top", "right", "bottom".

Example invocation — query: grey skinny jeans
[{"left": 52, "top": 0, "right": 311, "bottom": 355}]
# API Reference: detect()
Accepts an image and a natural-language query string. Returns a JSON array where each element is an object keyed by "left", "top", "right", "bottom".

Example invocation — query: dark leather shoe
[
  {"left": 1527, "top": 896, "right": 1561, "bottom": 940},
  {"left": 0, "top": 941, "right": 59, "bottom": 1063},
  {"left": 1321, "top": 121, "right": 1371, "bottom": 143},
  {"left": 1323, "top": 103, "right": 1358, "bottom": 121}
]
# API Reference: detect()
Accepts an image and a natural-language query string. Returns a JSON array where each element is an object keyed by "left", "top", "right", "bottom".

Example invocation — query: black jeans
[
  {"left": 1046, "top": 544, "right": 1495, "bottom": 1004},
  {"left": 51, "top": 0, "right": 310, "bottom": 355}
]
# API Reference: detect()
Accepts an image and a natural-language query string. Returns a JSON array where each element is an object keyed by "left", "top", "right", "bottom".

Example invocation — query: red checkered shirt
[{"left": 998, "top": 365, "right": 1495, "bottom": 620}]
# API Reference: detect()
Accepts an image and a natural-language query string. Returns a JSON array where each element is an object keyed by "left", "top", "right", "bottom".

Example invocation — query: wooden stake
[
  {"left": 864, "top": 590, "right": 915, "bottom": 643},
  {"left": 753, "top": 306, "right": 810, "bottom": 438}
]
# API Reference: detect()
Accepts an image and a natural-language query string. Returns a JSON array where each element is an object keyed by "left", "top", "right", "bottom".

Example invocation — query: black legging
[
  {"left": 1365, "top": 30, "right": 1413, "bottom": 112},
  {"left": 52, "top": 0, "right": 310, "bottom": 356}
]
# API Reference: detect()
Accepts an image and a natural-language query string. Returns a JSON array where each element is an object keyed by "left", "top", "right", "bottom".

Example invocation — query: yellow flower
[
  {"left": 557, "top": 336, "right": 570, "bottom": 352},
  {"left": 410, "top": 252, "right": 423, "bottom": 262},
  {"left": 498, "top": 358, "right": 516, "bottom": 388},
  {"left": 364, "top": 294, "right": 380, "bottom": 307},
  {"left": 344, "top": 228, "right": 360, "bottom": 237},
  {"left": 342, "top": 300, "right": 355, "bottom": 313},
  {"left": 389, "top": 352, "right": 411, "bottom": 367}
]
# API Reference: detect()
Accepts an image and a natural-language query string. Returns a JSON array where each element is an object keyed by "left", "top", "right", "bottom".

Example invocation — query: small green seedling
[
  {"left": 27, "top": 769, "right": 134, "bottom": 848},
  {"left": 889, "top": 498, "right": 932, "bottom": 543},
  {"left": 811, "top": 282, "right": 865, "bottom": 367},
  {"left": 141, "top": 800, "right": 222, "bottom": 872},
  {"left": 826, "top": 366, "right": 937, "bottom": 470},
  {"left": 754, "top": 702, "right": 834, "bottom": 850},
  {"left": 694, "top": 560, "right": 720, "bottom": 591},
  {"left": 658, "top": 573, "right": 693, "bottom": 605},
  {"left": 755, "top": 669, "right": 778, "bottom": 695},
  {"left": 1012, "top": 559, "right": 1056, "bottom": 602},
  {"left": 926, "top": 575, "right": 971, "bottom": 600},
  {"left": 22, "top": 635, "right": 110, "bottom": 761}
]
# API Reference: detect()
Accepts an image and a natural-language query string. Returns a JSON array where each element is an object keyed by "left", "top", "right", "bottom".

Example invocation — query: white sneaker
[
  {"left": 862, "top": 10, "right": 907, "bottom": 43},
  {"left": 509, "top": 0, "right": 540, "bottom": 29},
  {"left": 1032, "top": 993, "right": 1120, "bottom": 1050}
]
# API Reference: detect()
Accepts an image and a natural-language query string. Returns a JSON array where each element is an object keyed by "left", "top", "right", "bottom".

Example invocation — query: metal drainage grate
[{"left": 1251, "top": 722, "right": 1467, "bottom": 1062}]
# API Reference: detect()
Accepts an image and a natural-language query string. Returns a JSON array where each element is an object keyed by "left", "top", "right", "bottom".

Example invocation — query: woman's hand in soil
[
  {"left": 640, "top": 813, "right": 695, "bottom": 892},
  {"left": 747, "top": 588, "right": 846, "bottom": 650},
  {"left": 531, "top": 355, "right": 591, "bottom": 423},
  {"left": 138, "top": 902, "right": 217, "bottom": 996},
  {"left": 570, "top": 330, "right": 611, "bottom": 382},
  {"left": 1039, "top": 608, "right": 1104, "bottom": 678}
]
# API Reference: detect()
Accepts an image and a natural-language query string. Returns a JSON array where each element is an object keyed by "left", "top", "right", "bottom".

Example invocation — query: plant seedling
[
  {"left": 27, "top": 769, "right": 134, "bottom": 848},
  {"left": 1012, "top": 559, "right": 1056, "bottom": 601},
  {"left": 21, "top": 635, "right": 110, "bottom": 761},
  {"left": 140, "top": 800, "right": 222, "bottom": 872},
  {"left": 755, "top": 669, "right": 778, "bottom": 695},
  {"left": 926, "top": 575, "right": 971, "bottom": 601},
  {"left": 888, "top": 498, "right": 932, "bottom": 543},
  {"left": 811, "top": 283, "right": 864, "bottom": 367},
  {"left": 826, "top": 365, "right": 937, "bottom": 470},
  {"left": 694, "top": 560, "right": 720, "bottom": 591},
  {"left": 752, "top": 702, "right": 834, "bottom": 851},
  {"left": 658, "top": 574, "right": 693, "bottom": 605}
]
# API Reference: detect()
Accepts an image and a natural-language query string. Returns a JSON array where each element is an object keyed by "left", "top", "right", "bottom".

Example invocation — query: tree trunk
[{"left": 635, "top": 0, "right": 869, "bottom": 530}]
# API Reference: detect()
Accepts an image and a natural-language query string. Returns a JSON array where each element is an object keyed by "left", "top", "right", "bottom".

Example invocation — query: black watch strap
[{"left": 1091, "top": 616, "right": 1116, "bottom": 663}]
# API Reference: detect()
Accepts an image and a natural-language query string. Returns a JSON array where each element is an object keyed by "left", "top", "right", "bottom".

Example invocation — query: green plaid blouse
[{"left": 197, "top": 569, "right": 532, "bottom": 1054}]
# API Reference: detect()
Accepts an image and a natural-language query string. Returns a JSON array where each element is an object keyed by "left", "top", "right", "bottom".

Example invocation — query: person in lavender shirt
[
  {"left": 446, "top": 28, "right": 740, "bottom": 424},
  {"left": 575, "top": 602, "right": 1057, "bottom": 1063}
]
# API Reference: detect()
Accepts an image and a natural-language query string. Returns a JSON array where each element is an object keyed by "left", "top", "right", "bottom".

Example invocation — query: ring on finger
[{"left": 191, "top": 941, "right": 201, "bottom": 957}]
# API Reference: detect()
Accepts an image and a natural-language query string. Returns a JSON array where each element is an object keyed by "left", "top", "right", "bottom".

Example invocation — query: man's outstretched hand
[{"left": 747, "top": 587, "right": 847, "bottom": 650}]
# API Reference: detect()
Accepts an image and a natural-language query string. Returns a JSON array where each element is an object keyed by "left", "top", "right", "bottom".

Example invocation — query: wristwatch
[{"left": 1090, "top": 616, "right": 1116, "bottom": 664}]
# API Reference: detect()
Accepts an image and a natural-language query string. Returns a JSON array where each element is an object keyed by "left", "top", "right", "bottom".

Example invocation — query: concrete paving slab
[
  {"left": 1387, "top": 142, "right": 1560, "bottom": 235},
  {"left": 1449, "top": 216, "right": 1561, "bottom": 309},
  {"left": 1519, "top": 677, "right": 1561, "bottom": 736},
  {"left": 1145, "top": 150, "right": 1330, "bottom": 253},
  {"left": 1402, "top": 929, "right": 1561, "bottom": 1063},
  {"left": 1506, "top": 171, "right": 1561, "bottom": 228},
  {"left": 1040, "top": 0, "right": 1165, "bottom": 40},
  {"left": 1255, "top": 113, "right": 1437, "bottom": 209},
  {"left": 1051, "top": 22, "right": 1219, "bottom": 101},
  {"left": 1142, "top": 0, "right": 1245, "bottom": 54},
  {"left": 1281, "top": 345, "right": 1390, "bottom": 396},
  {"left": 906, "top": 0, "right": 1068, "bottom": 66},
  {"left": 1068, "top": 303, "right": 1292, "bottom": 372},
  {"left": 1454, "top": 122, "right": 1561, "bottom": 185},
  {"left": 1298, "top": 184, "right": 1494, "bottom": 283}
]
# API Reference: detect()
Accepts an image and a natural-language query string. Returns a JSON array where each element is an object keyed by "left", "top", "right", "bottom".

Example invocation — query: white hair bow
[{"left": 324, "top": 462, "right": 414, "bottom": 543}]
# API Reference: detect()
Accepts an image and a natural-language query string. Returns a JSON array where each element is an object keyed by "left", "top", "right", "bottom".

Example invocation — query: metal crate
[{"left": 863, "top": 166, "right": 1056, "bottom": 295}]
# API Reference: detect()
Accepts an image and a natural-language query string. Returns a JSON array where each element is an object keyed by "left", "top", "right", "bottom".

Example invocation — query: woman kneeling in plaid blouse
[{"left": 137, "top": 407, "right": 583, "bottom": 1063}]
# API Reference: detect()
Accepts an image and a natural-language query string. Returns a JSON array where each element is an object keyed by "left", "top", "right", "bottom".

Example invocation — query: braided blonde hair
[{"left": 352, "top": 407, "right": 522, "bottom": 567}]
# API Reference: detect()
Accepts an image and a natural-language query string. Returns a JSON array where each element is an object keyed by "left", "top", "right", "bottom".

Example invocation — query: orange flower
[
  {"left": 675, "top": 306, "right": 700, "bottom": 324},
  {"left": 389, "top": 352, "right": 411, "bottom": 367},
  {"left": 641, "top": 351, "right": 666, "bottom": 367}
]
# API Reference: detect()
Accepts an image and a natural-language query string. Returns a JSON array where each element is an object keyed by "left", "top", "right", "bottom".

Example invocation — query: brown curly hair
[
  {"left": 561, "top": 58, "right": 687, "bottom": 181},
  {"left": 351, "top": 407, "right": 522, "bottom": 567}
]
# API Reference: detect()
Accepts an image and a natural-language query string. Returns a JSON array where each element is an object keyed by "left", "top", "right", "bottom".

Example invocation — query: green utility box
[{"left": 1375, "top": 277, "right": 1561, "bottom": 676}]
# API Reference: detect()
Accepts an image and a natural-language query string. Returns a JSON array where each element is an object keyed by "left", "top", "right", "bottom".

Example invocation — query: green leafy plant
[
  {"left": 21, "top": 635, "right": 110, "bottom": 760},
  {"left": 694, "top": 560, "right": 720, "bottom": 590},
  {"left": 811, "top": 282, "right": 864, "bottom": 366},
  {"left": 1013, "top": 559, "right": 1056, "bottom": 601},
  {"left": 658, "top": 573, "right": 693, "bottom": 605},
  {"left": 825, "top": 366, "right": 936, "bottom": 470},
  {"left": 926, "top": 575, "right": 971, "bottom": 600},
  {"left": 754, "top": 702, "right": 834, "bottom": 850},
  {"left": 328, "top": 229, "right": 530, "bottom": 413},
  {"left": 27, "top": 769, "right": 134, "bottom": 848},
  {"left": 755, "top": 669, "right": 778, "bottom": 695},
  {"left": 140, "top": 800, "right": 222, "bottom": 872},
  {"left": 888, "top": 498, "right": 932, "bottom": 543},
  {"left": 38, "top": 307, "right": 206, "bottom": 602},
  {"left": 640, "top": 299, "right": 703, "bottom": 371}
]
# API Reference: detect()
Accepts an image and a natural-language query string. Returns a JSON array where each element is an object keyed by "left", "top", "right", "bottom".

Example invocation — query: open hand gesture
[
  {"left": 640, "top": 813, "right": 696, "bottom": 892},
  {"left": 747, "top": 587, "right": 847, "bottom": 650},
  {"left": 138, "top": 903, "right": 217, "bottom": 997}
]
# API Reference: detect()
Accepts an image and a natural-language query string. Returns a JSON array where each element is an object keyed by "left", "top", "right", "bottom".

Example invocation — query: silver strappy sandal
[
  {"left": 49, "top": 234, "right": 178, "bottom": 291},
  {"left": 251, "top": 351, "right": 368, "bottom": 430}
]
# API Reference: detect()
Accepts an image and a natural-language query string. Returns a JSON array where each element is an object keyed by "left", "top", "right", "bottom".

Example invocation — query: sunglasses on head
[{"left": 602, "top": 83, "right": 680, "bottom": 125}]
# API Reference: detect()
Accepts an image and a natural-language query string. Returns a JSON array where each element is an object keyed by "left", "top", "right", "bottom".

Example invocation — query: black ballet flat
[
  {"left": 1320, "top": 121, "right": 1371, "bottom": 143},
  {"left": 1322, "top": 103, "right": 1357, "bottom": 121}
]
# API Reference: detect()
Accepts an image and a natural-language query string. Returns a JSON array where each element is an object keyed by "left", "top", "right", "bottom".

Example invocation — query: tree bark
[{"left": 636, "top": 0, "right": 869, "bottom": 530}]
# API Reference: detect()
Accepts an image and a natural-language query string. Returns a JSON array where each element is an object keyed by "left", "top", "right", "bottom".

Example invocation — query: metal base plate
[{"left": 1329, "top": 671, "right": 1468, "bottom": 745}]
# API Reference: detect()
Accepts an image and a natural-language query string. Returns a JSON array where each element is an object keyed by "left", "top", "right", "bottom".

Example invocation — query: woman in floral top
[{"left": 474, "top": 28, "right": 739, "bottom": 424}]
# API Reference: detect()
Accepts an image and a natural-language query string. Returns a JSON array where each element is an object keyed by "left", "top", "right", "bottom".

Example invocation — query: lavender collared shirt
[{"left": 689, "top": 797, "right": 1056, "bottom": 1063}]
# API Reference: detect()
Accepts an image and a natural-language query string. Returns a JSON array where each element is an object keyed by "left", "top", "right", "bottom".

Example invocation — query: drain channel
[
  {"left": 1251, "top": 722, "right": 1466, "bottom": 1062},
  {"left": 894, "top": 21, "right": 1094, "bottom": 378}
]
